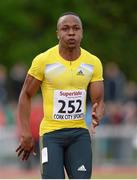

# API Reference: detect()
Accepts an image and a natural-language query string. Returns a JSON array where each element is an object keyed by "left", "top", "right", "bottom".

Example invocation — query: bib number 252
[{"left": 58, "top": 99, "right": 82, "bottom": 114}]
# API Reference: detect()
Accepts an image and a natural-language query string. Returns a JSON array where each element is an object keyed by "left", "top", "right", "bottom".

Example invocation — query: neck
[{"left": 59, "top": 44, "right": 81, "bottom": 61}]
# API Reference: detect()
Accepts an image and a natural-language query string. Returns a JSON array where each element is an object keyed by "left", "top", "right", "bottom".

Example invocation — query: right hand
[{"left": 16, "top": 133, "right": 36, "bottom": 161}]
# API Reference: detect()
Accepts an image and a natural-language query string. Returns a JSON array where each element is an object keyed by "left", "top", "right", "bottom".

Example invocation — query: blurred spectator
[
  {"left": 0, "top": 65, "right": 8, "bottom": 104},
  {"left": 85, "top": 92, "right": 92, "bottom": 127},
  {"left": 123, "top": 101, "right": 137, "bottom": 125},
  {"left": 103, "top": 101, "right": 124, "bottom": 125},
  {"left": 30, "top": 95, "right": 43, "bottom": 163},
  {"left": 30, "top": 95, "right": 43, "bottom": 142},
  {"left": 124, "top": 81, "right": 137, "bottom": 103},
  {"left": 104, "top": 62, "right": 126, "bottom": 102},
  {"left": 4, "top": 102, "right": 16, "bottom": 126},
  {"left": 9, "top": 63, "right": 27, "bottom": 102},
  {"left": 0, "top": 105, "right": 6, "bottom": 127}
]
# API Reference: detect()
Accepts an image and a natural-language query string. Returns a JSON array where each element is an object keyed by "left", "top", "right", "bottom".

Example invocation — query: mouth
[{"left": 67, "top": 39, "right": 76, "bottom": 44}]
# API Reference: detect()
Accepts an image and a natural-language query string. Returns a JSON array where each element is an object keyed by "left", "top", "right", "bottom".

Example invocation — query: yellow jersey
[{"left": 28, "top": 45, "right": 103, "bottom": 136}]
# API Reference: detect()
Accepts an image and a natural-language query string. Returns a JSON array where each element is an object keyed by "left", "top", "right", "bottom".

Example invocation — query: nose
[{"left": 68, "top": 28, "right": 75, "bottom": 36}]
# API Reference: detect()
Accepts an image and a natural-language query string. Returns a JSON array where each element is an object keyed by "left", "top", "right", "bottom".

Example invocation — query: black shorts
[{"left": 40, "top": 128, "right": 92, "bottom": 179}]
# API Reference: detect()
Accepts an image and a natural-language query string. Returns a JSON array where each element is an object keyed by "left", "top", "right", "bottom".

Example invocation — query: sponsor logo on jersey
[{"left": 77, "top": 70, "right": 84, "bottom": 76}]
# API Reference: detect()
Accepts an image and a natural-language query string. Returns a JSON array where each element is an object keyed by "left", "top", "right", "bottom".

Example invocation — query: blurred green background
[{"left": 0, "top": 0, "right": 137, "bottom": 81}]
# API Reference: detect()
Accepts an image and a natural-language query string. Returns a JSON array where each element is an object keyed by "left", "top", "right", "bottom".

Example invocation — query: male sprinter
[{"left": 16, "top": 12, "right": 104, "bottom": 179}]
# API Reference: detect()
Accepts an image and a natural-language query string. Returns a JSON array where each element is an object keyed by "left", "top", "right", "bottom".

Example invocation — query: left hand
[{"left": 90, "top": 103, "right": 100, "bottom": 134}]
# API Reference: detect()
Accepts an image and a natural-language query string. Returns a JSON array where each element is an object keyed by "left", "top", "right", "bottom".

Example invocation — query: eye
[
  {"left": 61, "top": 27, "right": 68, "bottom": 31},
  {"left": 74, "top": 26, "right": 80, "bottom": 31}
]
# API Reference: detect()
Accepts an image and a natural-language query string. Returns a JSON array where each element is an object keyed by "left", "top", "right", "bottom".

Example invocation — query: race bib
[{"left": 53, "top": 90, "right": 86, "bottom": 120}]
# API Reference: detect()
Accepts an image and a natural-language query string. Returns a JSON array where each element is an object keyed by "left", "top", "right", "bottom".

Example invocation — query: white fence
[
  {"left": 93, "top": 125, "right": 137, "bottom": 165},
  {"left": 0, "top": 125, "right": 137, "bottom": 166}
]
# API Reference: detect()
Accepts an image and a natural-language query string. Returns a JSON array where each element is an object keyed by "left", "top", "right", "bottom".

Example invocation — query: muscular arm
[
  {"left": 88, "top": 81, "right": 105, "bottom": 129},
  {"left": 18, "top": 74, "right": 41, "bottom": 135},
  {"left": 16, "top": 74, "right": 41, "bottom": 160}
]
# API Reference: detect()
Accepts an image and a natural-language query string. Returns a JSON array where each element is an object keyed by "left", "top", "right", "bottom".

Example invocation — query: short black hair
[
  {"left": 57, "top": 11, "right": 82, "bottom": 29},
  {"left": 59, "top": 12, "right": 81, "bottom": 19}
]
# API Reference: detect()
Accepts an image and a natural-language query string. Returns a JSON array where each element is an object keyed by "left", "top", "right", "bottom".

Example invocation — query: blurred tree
[{"left": 0, "top": 0, "right": 137, "bottom": 81}]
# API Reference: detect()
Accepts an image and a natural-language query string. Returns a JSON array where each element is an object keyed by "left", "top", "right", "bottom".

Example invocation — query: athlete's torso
[{"left": 28, "top": 45, "right": 103, "bottom": 135}]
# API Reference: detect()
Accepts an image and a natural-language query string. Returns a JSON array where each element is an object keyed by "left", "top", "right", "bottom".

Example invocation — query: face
[{"left": 57, "top": 15, "right": 83, "bottom": 49}]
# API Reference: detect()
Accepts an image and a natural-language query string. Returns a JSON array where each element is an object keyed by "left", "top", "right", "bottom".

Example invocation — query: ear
[
  {"left": 81, "top": 29, "right": 83, "bottom": 39},
  {"left": 56, "top": 30, "right": 59, "bottom": 39}
]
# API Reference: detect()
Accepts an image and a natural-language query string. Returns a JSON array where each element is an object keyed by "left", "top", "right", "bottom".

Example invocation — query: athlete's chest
[{"left": 44, "top": 62, "right": 94, "bottom": 89}]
